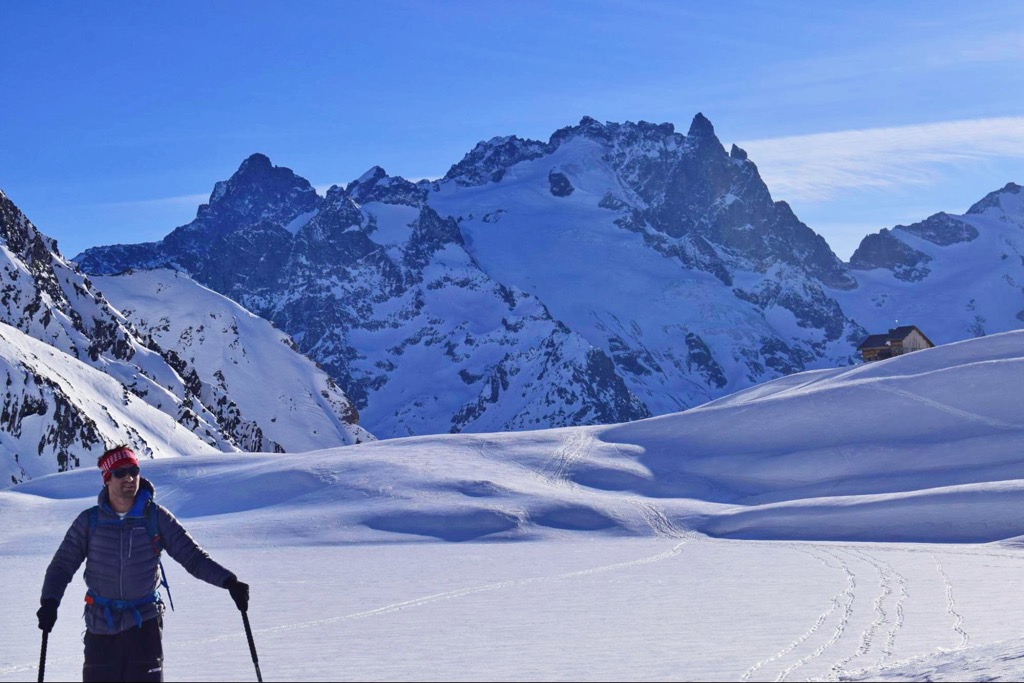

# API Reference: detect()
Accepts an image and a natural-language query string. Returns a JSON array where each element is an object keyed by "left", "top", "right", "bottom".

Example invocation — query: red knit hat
[{"left": 98, "top": 446, "right": 139, "bottom": 483}]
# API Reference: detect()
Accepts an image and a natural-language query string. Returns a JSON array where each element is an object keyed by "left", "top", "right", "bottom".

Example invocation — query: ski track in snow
[
  {"left": 630, "top": 500, "right": 687, "bottom": 539},
  {"left": 854, "top": 548, "right": 908, "bottom": 668},
  {"left": 540, "top": 431, "right": 593, "bottom": 486},
  {"left": 825, "top": 547, "right": 906, "bottom": 679},
  {"left": 477, "top": 437, "right": 522, "bottom": 469},
  {"left": 176, "top": 539, "right": 689, "bottom": 646},
  {"left": 775, "top": 547, "right": 857, "bottom": 682},
  {"left": 873, "top": 383, "right": 1023, "bottom": 431},
  {"left": 0, "top": 657, "right": 74, "bottom": 678},
  {"left": 740, "top": 544, "right": 915, "bottom": 683},
  {"left": 740, "top": 545, "right": 853, "bottom": 683},
  {"left": 931, "top": 552, "right": 970, "bottom": 650},
  {"left": 7, "top": 536, "right": 693, "bottom": 680}
]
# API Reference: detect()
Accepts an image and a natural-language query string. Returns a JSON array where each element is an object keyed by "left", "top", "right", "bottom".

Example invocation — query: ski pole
[
  {"left": 241, "top": 610, "right": 263, "bottom": 682},
  {"left": 37, "top": 631, "right": 48, "bottom": 683}
]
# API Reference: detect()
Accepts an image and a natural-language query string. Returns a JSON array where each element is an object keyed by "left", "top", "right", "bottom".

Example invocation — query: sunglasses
[{"left": 111, "top": 465, "right": 140, "bottom": 479}]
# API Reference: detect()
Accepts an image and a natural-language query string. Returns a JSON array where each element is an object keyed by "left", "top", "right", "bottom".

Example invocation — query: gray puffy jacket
[{"left": 41, "top": 477, "right": 235, "bottom": 634}]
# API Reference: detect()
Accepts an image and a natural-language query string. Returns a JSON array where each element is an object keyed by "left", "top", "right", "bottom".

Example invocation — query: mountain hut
[{"left": 857, "top": 325, "right": 935, "bottom": 362}]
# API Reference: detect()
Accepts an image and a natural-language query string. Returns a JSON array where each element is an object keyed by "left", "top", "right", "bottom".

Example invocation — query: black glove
[
  {"left": 37, "top": 598, "right": 58, "bottom": 632},
  {"left": 224, "top": 578, "right": 249, "bottom": 612}
]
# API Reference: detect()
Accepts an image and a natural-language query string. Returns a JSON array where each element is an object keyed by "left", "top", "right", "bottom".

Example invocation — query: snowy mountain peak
[
  {"left": 573, "top": 115, "right": 611, "bottom": 140},
  {"left": 841, "top": 181, "right": 1024, "bottom": 343},
  {"left": 966, "top": 181, "right": 1023, "bottom": 217},
  {"left": 442, "top": 135, "right": 548, "bottom": 187},
  {"left": 1, "top": 186, "right": 371, "bottom": 481},
  {"left": 94, "top": 268, "right": 372, "bottom": 453},
  {"left": 346, "top": 166, "right": 427, "bottom": 207},
  {"left": 548, "top": 117, "right": 677, "bottom": 152},
  {"left": 352, "top": 165, "right": 388, "bottom": 187},
  {"left": 316, "top": 184, "right": 364, "bottom": 225},
  {"left": 0, "top": 188, "right": 254, "bottom": 479},
  {"left": 197, "top": 154, "right": 318, "bottom": 221},
  {"left": 76, "top": 153, "right": 328, "bottom": 284},
  {"left": 205, "top": 154, "right": 276, "bottom": 206},
  {"left": 69, "top": 115, "right": 1021, "bottom": 442},
  {"left": 0, "top": 186, "right": 59, "bottom": 261}
]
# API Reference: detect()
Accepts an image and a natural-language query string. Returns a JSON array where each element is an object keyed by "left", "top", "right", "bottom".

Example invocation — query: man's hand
[
  {"left": 37, "top": 598, "right": 58, "bottom": 632},
  {"left": 224, "top": 578, "right": 250, "bottom": 612}
]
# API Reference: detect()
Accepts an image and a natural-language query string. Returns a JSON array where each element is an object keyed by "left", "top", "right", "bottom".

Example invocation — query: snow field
[{"left": 5, "top": 537, "right": 1024, "bottom": 681}]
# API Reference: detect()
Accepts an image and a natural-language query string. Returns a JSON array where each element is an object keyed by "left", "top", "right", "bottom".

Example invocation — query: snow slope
[
  {"left": 93, "top": 269, "right": 372, "bottom": 452},
  {"left": 0, "top": 320, "right": 220, "bottom": 484},
  {"left": 2, "top": 332, "right": 1024, "bottom": 680},
  {"left": 6, "top": 328, "right": 1024, "bottom": 544}
]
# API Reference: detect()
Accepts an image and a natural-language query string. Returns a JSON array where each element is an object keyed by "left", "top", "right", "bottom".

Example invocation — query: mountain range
[{"left": 74, "top": 114, "right": 1024, "bottom": 440}]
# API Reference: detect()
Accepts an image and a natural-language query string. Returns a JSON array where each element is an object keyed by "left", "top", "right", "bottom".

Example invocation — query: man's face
[{"left": 107, "top": 465, "right": 140, "bottom": 508}]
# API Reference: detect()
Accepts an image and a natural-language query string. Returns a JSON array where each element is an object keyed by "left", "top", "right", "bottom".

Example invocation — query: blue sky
[{"left": 2, "top": 1, "right": 1022, "bottom": 260}]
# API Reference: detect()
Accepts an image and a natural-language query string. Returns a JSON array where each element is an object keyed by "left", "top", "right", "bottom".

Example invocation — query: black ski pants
[{"left": 82, "top": 616, "right": 163, "bottom": 682}]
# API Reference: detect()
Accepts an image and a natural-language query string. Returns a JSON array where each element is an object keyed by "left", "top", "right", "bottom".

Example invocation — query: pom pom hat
[{"left": 98, "top": 446, "right": 139, "bottom": 483}]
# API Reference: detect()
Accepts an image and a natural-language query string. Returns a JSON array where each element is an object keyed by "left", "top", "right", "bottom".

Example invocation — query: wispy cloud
[
  {"left": 949, "top": 30, "right": 1024, "bottom": 65},
  {"left": 738, "top": 117, "right": 1024, "bottom": 202}
]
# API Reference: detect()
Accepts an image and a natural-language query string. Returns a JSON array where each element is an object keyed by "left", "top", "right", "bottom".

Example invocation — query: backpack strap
[
  {"left": 144, "top": 501, "right": 163, "bottom": 554},
  {"left": 145, "top": 501, "right": 175, "bottom": 612}
]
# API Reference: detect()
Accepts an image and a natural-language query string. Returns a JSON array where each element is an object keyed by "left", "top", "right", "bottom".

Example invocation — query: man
[{"left": 37, "top": 445, "right": 250, "bottom": 682}]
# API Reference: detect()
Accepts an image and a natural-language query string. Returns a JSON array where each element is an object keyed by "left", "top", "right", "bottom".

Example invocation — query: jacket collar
[{"left": 97, "top": 477, "right": 156, "bottom": 517}]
